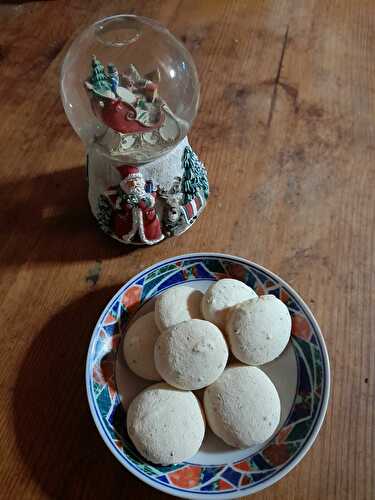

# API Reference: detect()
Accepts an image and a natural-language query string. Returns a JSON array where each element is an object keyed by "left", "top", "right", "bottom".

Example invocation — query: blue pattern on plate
[{"left": 221, "top": 467, "right": 242, "bottom": 486}]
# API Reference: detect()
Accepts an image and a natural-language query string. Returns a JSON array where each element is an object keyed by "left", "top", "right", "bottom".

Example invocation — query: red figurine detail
[{"left": 106, "top": 166, "right": 164, "bottom": 245}]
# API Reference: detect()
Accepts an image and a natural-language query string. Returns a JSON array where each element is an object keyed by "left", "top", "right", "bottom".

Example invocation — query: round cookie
[
  {"left": 155, "top": 286, "right": 203, "bottom": 331},
  {"left": 124, "top": 312, "right": 162, "bottom": 381},
  {"left": 127, "top": 383, "right": 205, "bottom": 465},
  {"left": 201, "top": 279, "right": 257, "bottom": 330},
  {"left": 227, "top": 294, "right": 291, "bottom": 365},
  {"left": 154, "top": 319, "right": 228, "bottom": 390},
  {"left": 204, "top": 365, "right": 280, "bottom": 448}
]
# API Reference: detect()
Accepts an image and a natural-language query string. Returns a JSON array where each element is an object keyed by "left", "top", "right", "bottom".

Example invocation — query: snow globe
[{"left": 60, "top": 15, "right": 209, "bottom": 245}]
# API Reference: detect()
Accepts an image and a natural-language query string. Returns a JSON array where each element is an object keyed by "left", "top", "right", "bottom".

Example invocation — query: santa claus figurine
[{"left": 112, "top": 165, "right": 164, "bottom": 245}]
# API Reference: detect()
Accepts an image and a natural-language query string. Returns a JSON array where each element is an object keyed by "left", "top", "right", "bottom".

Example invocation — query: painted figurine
[
  {"left": 107, "top": 63, "right": 120, "bottom": 95},
  {"left": 109, "top": 166, "right": 164, "bottom": 245},
  {"left": 85, "top": 57, "right": 172, "bottom": 142}
]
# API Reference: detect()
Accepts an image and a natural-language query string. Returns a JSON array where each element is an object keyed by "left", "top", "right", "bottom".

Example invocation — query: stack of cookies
[{"left": 124, "top": 279, "right": 291, "bottom": 465}]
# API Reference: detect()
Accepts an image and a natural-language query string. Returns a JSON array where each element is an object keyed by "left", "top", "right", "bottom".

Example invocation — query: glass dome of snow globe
[{"left": 61, "top": 14, "right": 200, "bottom": 164}]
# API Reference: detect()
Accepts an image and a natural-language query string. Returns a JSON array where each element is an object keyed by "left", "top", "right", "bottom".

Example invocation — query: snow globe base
[{"left": 88, "top": 139, "right": 209, "bottom": 245}]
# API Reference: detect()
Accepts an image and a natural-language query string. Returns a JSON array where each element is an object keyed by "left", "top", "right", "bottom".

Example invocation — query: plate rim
[{"left": 85, "top": 252, "right": 331, "bottom": 499}]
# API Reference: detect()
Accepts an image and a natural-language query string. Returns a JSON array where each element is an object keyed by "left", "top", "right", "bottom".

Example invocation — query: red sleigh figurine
[{"left": 98, "top": 99, "right": 165, "bottom": 135}]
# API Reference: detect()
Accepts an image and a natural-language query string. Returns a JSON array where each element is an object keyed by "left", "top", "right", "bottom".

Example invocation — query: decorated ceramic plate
[{"left": 86, "top": 253, "right": 330, "bottom": 498}]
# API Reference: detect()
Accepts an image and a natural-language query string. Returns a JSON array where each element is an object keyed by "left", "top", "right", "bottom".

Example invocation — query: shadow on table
[
  {"left": 0, "top": 165, "right": 136, "bottom": 265},
  {"left": 13, "top": 286, "right": 164, "bottom": 500}
]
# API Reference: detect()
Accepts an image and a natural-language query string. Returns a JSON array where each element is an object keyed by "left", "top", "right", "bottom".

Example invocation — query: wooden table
[{"left": 0, "top": 1, "right": 373, "bottom": 499}]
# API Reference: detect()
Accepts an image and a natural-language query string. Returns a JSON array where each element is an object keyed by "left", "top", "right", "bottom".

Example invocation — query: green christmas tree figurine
[
  {"left": 181, "top": 146, "right": 209, "bottom": 203},
  {"left": 89, "top": 56, "right": 111, "bottom": 94}
]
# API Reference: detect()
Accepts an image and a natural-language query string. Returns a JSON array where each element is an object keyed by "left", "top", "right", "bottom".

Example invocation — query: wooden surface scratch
[{"left": 267, "top": 24, "right": 289, "bottom": 127}]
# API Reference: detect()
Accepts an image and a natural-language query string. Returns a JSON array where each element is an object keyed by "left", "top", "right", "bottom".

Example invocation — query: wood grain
[{"left": 0, "top": 1, "right": 374, "bottom": 499}]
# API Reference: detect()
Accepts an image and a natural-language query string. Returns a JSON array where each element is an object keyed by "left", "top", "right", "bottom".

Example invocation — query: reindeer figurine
[{"left": 159, "top": 177, "right": 206, "bottom": 236}]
